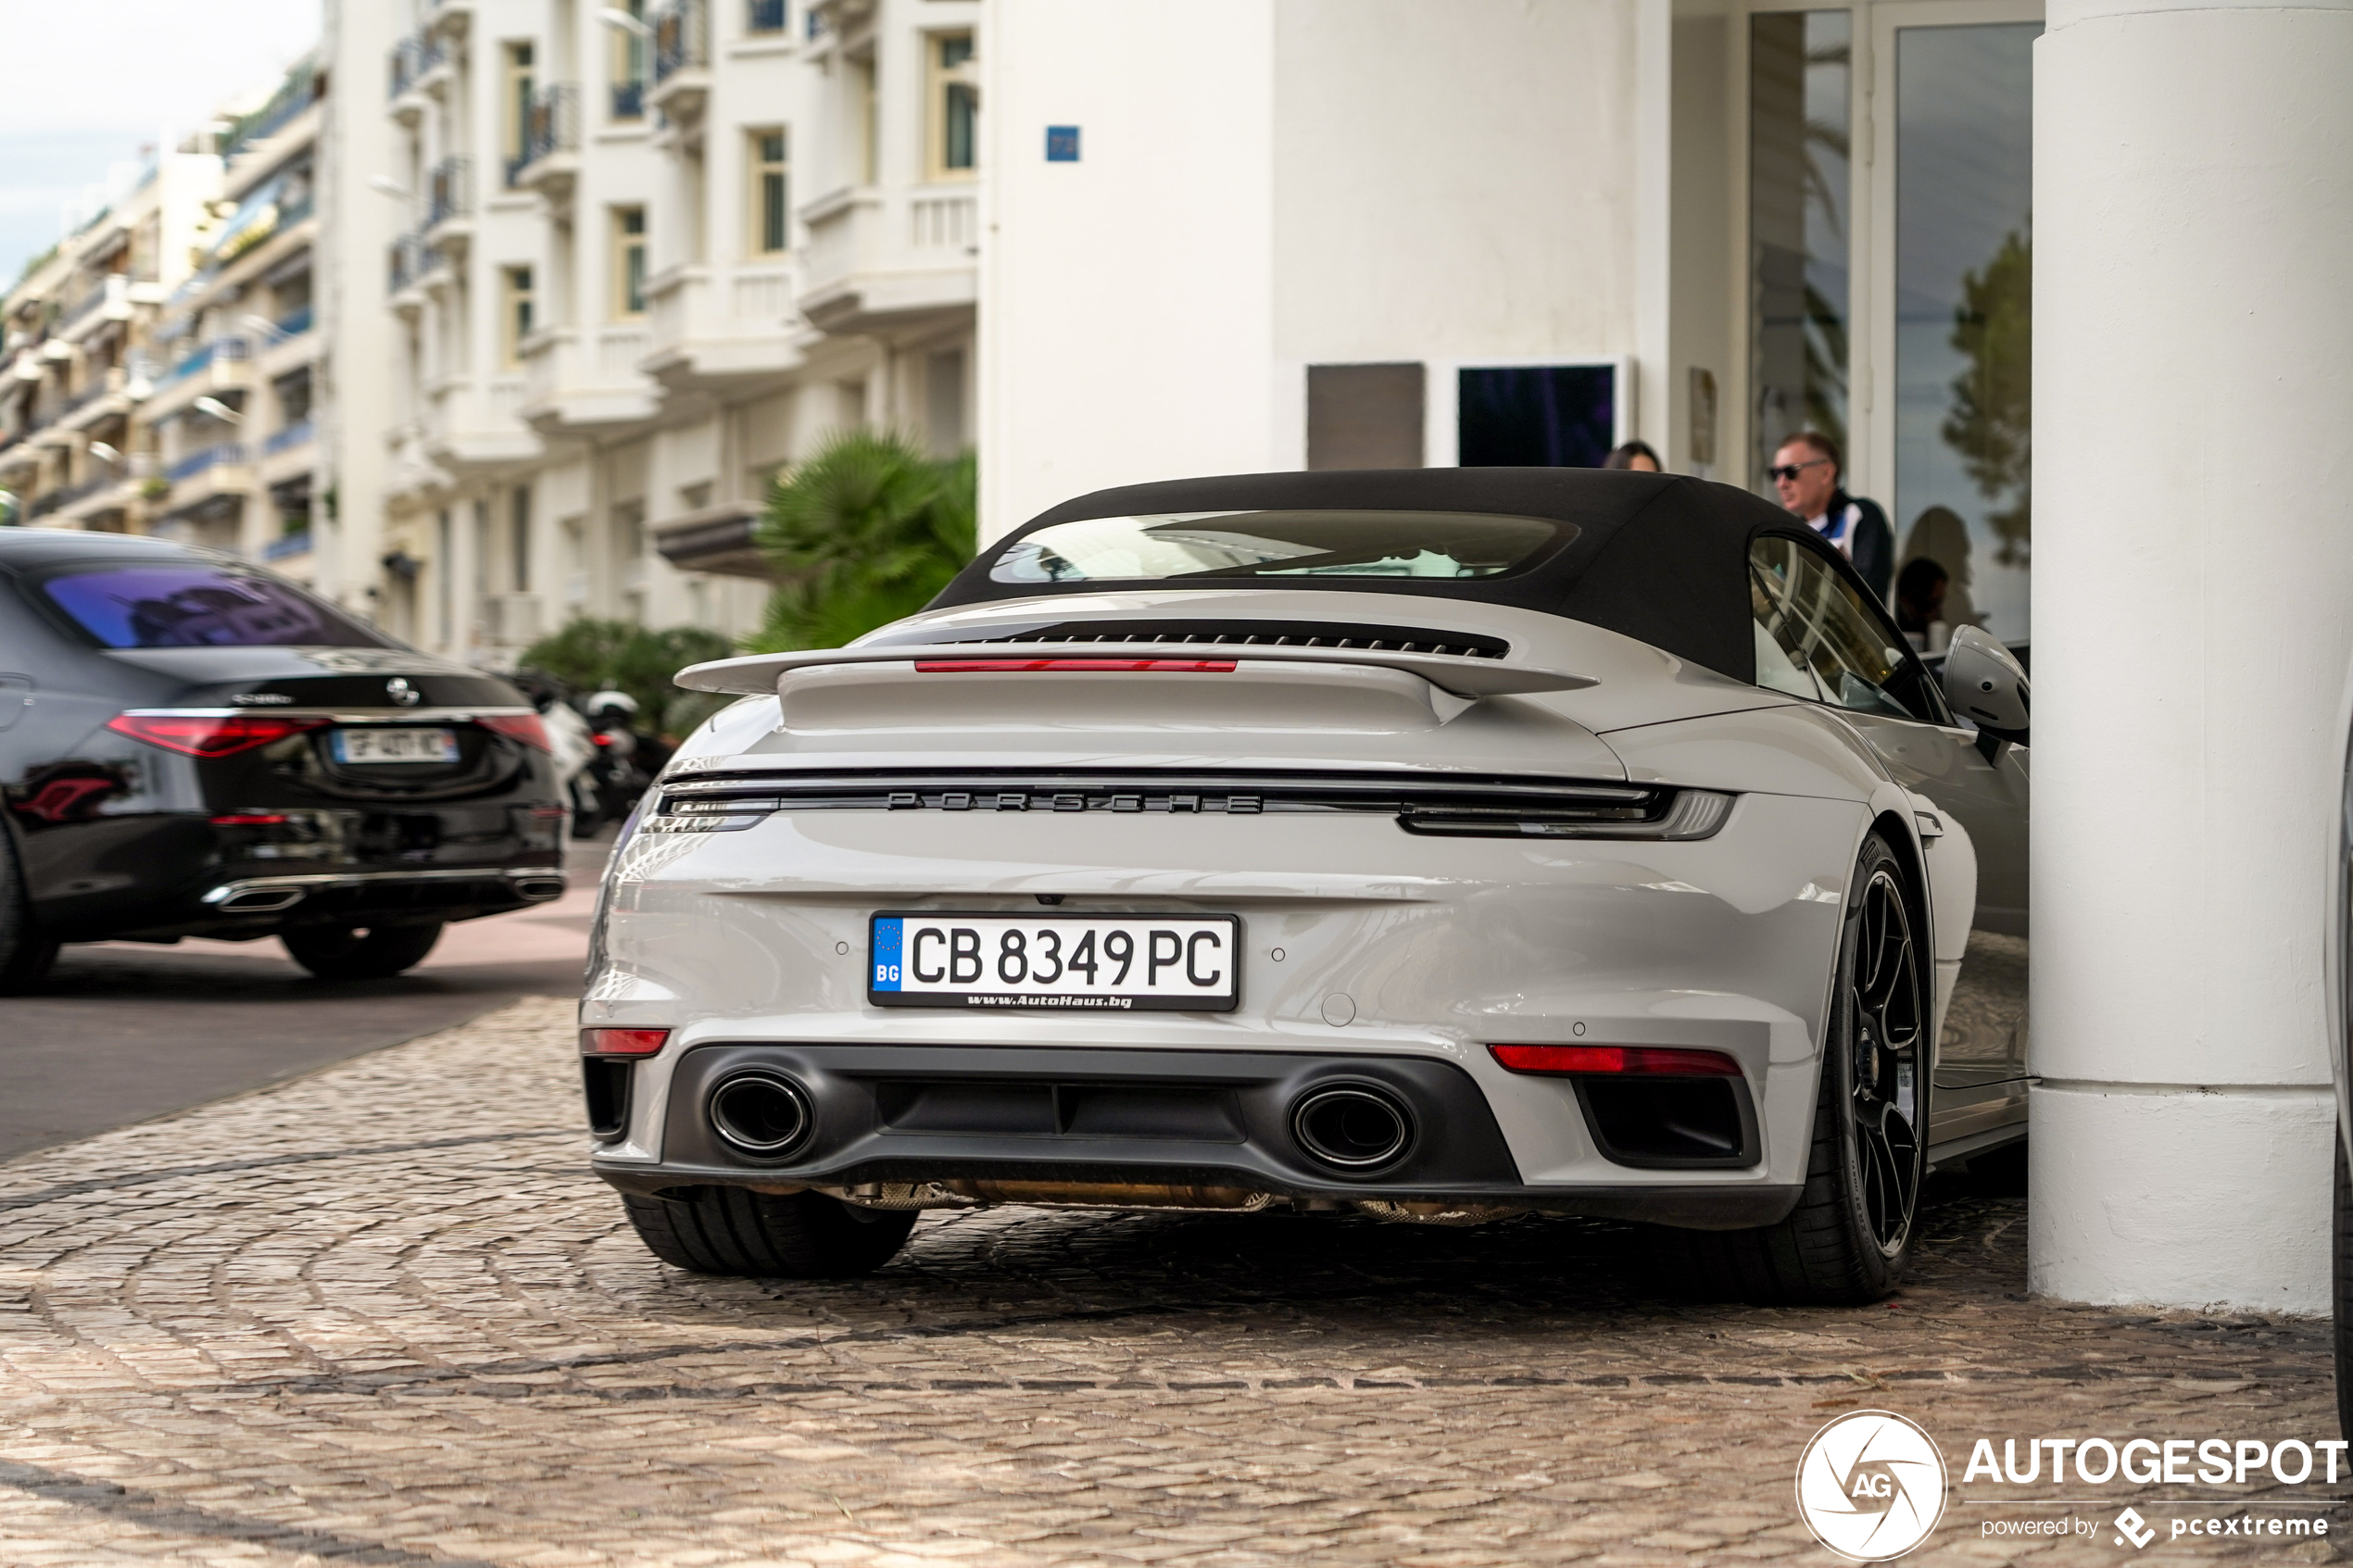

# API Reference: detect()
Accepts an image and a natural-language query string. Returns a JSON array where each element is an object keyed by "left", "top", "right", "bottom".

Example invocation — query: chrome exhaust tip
[
  {"left": 510, "top": 875, "right": 567, "bottom": 902},
  {"left": 708, "top": 1072, "right": 816, "bottom": 1159},
  {"left": 1290, "top": 1083, "right": 1416, "bottom": 1174},
  {"left": 214, "top": 887, "right": 307, "bottom": 914}
]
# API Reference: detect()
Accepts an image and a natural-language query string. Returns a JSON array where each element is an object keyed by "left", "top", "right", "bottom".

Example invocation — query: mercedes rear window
[
  {"left": 34, "top": 565, "right": 393, "bottom": 649},
  {"left": 987, "top": 510, "right": 1575, "bottom": 586}
]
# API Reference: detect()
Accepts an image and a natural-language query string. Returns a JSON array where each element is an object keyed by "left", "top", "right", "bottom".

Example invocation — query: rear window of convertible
[
  {"left": 987, "top": 510, "right": 1576, "bottom": 585},
  {"left": 34, "top": 564, "right": 393, "bottom": 649}
]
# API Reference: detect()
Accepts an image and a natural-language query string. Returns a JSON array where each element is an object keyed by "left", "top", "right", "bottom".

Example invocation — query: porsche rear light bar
[
  {"left": 914, "top": 659, "right": 1237, "bottom": 674},
  {"left": 107, "top": 711, "right": 328, "bottom": 758},
  {"left": 1489, "top": 1043, "right": 1743, "bottom": 1077},
  {"left": 581, "top": 1028, "right": 671, "bottom": 1057}
]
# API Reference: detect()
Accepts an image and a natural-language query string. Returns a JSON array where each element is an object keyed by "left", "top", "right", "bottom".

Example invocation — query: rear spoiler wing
[{"left": 675, "top": 642, "right": 1597, "bottom": 701}]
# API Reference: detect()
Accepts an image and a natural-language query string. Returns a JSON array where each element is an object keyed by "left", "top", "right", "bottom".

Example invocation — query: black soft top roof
[{"left": 931, "top": 468, "right": 1804, "bottom": 684}]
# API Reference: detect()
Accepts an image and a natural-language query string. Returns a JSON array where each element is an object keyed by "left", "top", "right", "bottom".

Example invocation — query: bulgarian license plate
[
  {"left": 331, "top": 727, "right": 459, "bottom": 765},
  {"left": 869, "top": 912, "right": 1240, "bottom": 1011}
]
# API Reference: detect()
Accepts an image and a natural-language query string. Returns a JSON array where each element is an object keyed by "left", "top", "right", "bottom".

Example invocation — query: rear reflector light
[
  {"left": 477, "top": 713, "right": 553, "bottom": 751},
  {"left": 107, "top": 712, "right": 327, "bottom": 758},
  {"left": 211, "top": 813, "right": 291, "bottom": 826},
  {"left": 1489, "top": 1043, "right": 1743, "bottom": 1077},
  {"left": 914, "top": 659, "right": 1237, "bottom": 674},
  {"left": 580, "top": 1027, "right": 671, "bottom": 1057}
]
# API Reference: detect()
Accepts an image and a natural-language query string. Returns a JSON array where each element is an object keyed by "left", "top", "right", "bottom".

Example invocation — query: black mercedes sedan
[{"left": 0, "top": 530, "right": 567, "bottom": 989}]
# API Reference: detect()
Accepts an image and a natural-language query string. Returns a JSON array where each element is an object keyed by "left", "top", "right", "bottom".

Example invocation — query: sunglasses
[{"left": 1767, "top": 458, "right": 1831, "bottom": 483}]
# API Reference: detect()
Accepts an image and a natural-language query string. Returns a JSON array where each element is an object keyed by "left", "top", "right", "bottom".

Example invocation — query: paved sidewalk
[{"left": 0, "top": 998, "right": 2337, "bottom": 1566}]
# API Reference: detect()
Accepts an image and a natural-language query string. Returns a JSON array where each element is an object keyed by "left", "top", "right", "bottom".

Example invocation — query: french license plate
[
  {"left": 869, "top": 912, "right": 1240, "bottom": 1011},
  {"left": 331, "top": 727, "right": 459, "bottom": 765}
]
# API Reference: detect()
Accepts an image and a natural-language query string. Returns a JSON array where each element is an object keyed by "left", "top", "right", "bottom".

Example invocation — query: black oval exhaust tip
[
  {"left": 1290, "top": 1084, "right": 1415, "bottom": 1173},
  {"left": 708, "top": 1072, "right": 815, "bottom": 1159}
]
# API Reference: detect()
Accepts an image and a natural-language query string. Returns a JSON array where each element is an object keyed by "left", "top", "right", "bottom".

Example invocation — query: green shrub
[
  {"left": 517, "top": 618, "right": 737, "bottom": 738},
  {"left": 748, "top": 429, "right": 975, "bottom": 651}
]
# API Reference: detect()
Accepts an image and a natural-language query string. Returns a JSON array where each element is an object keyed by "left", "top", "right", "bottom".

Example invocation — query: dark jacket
[{"left": 1818, "top": 491, "right": 1894, "bottom": 604}]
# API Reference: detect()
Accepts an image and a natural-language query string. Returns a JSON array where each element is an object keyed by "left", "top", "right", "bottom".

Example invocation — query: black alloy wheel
[
  {"left": 1649, "top": 830, "right": 1929, "bottom": 1304},
  {"left": 1850, "top": 861, "right": 1926, "bottom": 1255}
]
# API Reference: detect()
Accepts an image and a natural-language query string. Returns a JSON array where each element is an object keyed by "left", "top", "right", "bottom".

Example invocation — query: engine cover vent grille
[{"left": 914, "top": 620, "right": 1511, "bottom": 660}]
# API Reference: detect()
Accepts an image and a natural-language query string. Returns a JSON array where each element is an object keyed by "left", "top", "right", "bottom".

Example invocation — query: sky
[{"left": 0, "top": 0, "right": 321, "bottom": 283}]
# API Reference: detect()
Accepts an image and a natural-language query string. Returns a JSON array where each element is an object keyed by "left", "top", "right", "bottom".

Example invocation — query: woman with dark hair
[{"left": 1604, "top": 440, "right": 1662, "bottom": 471}]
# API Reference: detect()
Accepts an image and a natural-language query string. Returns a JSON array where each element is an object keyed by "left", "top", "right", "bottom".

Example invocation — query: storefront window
[
  {"left": 1893, "top": 23, "right": 2039, "bottom": 646},
  {"left": 1749, "top": 11, "right": 1852, "bottom": 489}
]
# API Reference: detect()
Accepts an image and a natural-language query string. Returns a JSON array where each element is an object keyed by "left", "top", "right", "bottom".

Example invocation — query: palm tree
[{"left": 748, "top": 429, "right": 975, "bottom": 651}]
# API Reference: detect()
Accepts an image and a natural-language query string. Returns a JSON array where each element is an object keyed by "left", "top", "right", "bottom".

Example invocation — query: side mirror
[{"left": 1941, "top": 625, "right": 2029, "bottom": 740}]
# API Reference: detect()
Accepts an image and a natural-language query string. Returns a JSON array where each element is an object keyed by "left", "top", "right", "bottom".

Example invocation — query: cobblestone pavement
[{"left": 0, "top": 998, "right": 2340, "bottom": 1567}]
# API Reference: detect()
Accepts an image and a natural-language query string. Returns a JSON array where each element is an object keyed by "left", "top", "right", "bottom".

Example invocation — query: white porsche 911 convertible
[{"left": 580, "top": 468, "right": 2031, "bottom": 1303}]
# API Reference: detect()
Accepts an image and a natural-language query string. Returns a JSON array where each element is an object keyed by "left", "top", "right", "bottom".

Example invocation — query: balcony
[
  {"left": 422, "top": 373, "right": 539, "bottom": 475},
  {"left": 387, "top": 232, "right": 446, "bottom": 313},
  {"left": 517, "top": 324, "right": 659, "bottom": 437},
  {"left": 641, "top": 261, "right": 800, "bottom": 393},
  {"left": 648, "top": 0, "right": 711, "bottom": 122},
  {"left": 141, "top": 337, "right": 254, "bottom": 420},
  {"left": 424, "top": 157, "right": 473, "bottom": 253},
  {"left": 610, "top": 81, "right": 645, "bottom": 121},
  {"left": 797, "top": 186, "right": 977, "bottom": 336},
  {"left": 163, "top": 442, "right": 256, "bottom": 521},
  {"left": 510, "top": 85, "right": 581, "bottom": 201},
  {"left": 387, "top": 32, "right": 447, "bottom": 117},
  {"left": 220, "top": 62, "right": 318, "bottom": 165},
  {"left": 263, "top": 531, "right": 313, "bottom": 562},
  {"left": 27, "top": 472, "right": 112, "bottom": 521},
  {"left": 57, "top": 367, "right": 132, "bottom": 434},
  {"left": 653, "top": 499, "right": 770, "bottom": 578},
  {"left": 58, "top": 273, "right": 134, "bottom": 341},
  {"left": 260, "top": 419, "right": 315, "bottom": 485}
]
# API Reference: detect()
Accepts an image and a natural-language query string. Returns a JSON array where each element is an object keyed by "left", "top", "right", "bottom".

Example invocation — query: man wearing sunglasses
[{"left": 1769, "top": 432, "right": 1894, "bottom": 602}]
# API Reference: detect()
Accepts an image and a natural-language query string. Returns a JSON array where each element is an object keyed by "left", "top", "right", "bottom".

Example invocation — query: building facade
[
  {"left": 981, "top": 0, "right": 2038, "bottom": 649},
  {"left": 344, "top": 0, "right": 980, "bottom": 671}
]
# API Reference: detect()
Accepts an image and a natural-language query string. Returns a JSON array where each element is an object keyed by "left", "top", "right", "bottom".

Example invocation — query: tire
[
  {"left": 0, "top": 829, "right": 57, "bottom": 995},
  {"left": 281, "top": 920, "right": 446, "bottom": 980},
  {"left": 622, "top": 1188, "right": 918, "bottom": 1278},
  {"left": 1651, "top": 831, "right": 1930, "bottom": 1304},
  {"left": 2334, "top": 1136, "right": 2353, "bottom": 1440}
]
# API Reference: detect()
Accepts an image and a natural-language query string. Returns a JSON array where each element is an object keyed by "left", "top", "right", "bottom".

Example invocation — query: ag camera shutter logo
[{"left": 1795, "top": 1410, "right": 1947, "bottom": 1561}]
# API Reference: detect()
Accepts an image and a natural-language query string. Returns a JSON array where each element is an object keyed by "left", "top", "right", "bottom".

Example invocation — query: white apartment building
[
  {"left": 0, "top": 129, "right": 226, "bottom": 541},
  {"left": 0, "top": 56, "right": 392, "bottom": 602},
  {"left": 342, "top": 0, "right": 980, "bottom": 665}
]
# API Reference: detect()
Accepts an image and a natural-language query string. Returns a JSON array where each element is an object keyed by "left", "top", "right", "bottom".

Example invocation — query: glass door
[{"left": 1867, "top": 3, "right": 2041, "bottom": 650}]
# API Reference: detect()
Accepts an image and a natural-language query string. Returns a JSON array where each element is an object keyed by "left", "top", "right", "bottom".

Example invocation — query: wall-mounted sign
[{"left": 1045, "top": 125, "right": 1080, "bottom": 162}]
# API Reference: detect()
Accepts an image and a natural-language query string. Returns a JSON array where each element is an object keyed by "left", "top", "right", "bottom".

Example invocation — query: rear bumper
[
  {"left": 586, "top": 1042, "right": 1805, "bottom": 1229},
  {"left": 201, "top": 866, "right": 568, "bottom": 919},
  {"left": 24, "top": 807, "right": 566, "bottom": 940}
]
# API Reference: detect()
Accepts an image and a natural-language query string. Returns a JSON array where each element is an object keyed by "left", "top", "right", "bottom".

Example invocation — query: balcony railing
[
  {"left": 62, "top": 273, "right": 125, "bottom": 329},
  {"left": 427, "top": 157, "right": 472, "bottom": 228},
  {"left": 27, "top": 473, "right": 112, "bottom": 519},
  {"left": 158, "top": 335, "right": 252, "bottom": 388},
  {"left": 263, "top": 419, "right": 315, "bottom": 457},
  {"left": 388, "top": 33, "right": 445, "bottom": 98},
  {"left": 167, "top": 443, "right": 248, "bottom": 483},
  {"left": 388, "top": 232, "right": 443, "bottom": 295},
  {"left": 747, "top": 0, "right": 786, "bottom": 33},
  {"left": 510, "top": 84, "right": 580, "bottom": 184},
  {"left": 654, "top": 0, "right": 709, "bottom": 82},
  {"left": 264, "top": 531, "right": 313, "bottom": 561},
  {"left": 273, "top": 305, "right": 315, "bottom": 340},
  {"left": 610, "top": 81, "right": 645, "bottom": 120},
  {"left": 222, "top": 62, "right": 318, "bottom": 161}
]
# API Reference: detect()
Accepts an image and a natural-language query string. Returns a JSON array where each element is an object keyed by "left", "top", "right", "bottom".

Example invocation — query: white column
[{"left": 2032, "top": 0, "right": 2353, "bottom": 1311}]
